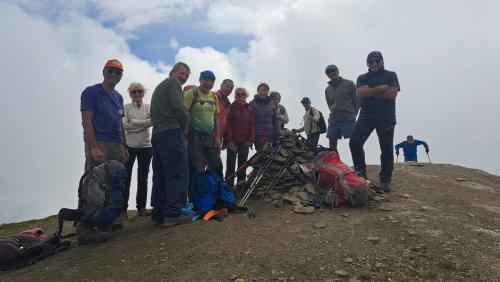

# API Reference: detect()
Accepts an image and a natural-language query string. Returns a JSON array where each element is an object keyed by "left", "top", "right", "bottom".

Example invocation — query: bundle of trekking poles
[{"left": 224, "top": 141, "right": 296, "bottom": 218}]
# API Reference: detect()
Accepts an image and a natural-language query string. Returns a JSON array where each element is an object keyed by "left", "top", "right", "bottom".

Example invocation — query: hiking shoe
[
  {"left": 380, "top": 182, "right": 391, "bottom": 193},
  {"left": 120, "top": 210, "right": 129, "bottom": 219},
  {"left": 357, "top": 170, "right": 367, "bottom": 179},
  {"left": 76, "top": 222, "right": 110, "bottom": 245},
  {"left": 138, "top": 209, "right": 151, "bottom": 217},
  {"left": 163, "top": 215, "right": 193, "bottom": 228}
]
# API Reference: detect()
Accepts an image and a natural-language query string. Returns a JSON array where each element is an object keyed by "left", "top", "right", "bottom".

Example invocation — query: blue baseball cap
[
  {"left": 325, "top": 64, "right": 338, "bottom": 75},
  {"left": 199, "top": 70, "right": 216, "bottom": 81},
  {"left": 300, "top": 97, "right": 311, "bottom": 104},
  {"left": 367, "top": 51, "right": 383, "bottom": 61}
]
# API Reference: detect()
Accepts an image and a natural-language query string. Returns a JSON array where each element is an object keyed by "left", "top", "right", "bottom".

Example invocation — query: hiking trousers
[
  {"left": 124, "top": 147, "right": 152, "bottom": 210},
  {"left": 306, "top": 132, "right": 320, "bottom": 149},
  {"left": 151, "top": 128, "right": 188, "bottom": 220},
  {"left": 349, "top": 119, "right": 395, "bottom": 183},
  {"left": 225, "top": 143, "right": 250, "bottom": 187},
  {"left": 84, "top": 140, "right": 125, "bottom": 171}
]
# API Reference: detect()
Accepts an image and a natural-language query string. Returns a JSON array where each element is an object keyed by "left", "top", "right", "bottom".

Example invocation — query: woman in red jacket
[{"left": 224, "top": 87, "right": 255, "bottom": 187}]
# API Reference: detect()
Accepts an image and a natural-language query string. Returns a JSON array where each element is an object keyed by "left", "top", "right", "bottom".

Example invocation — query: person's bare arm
[
  {"left": 214, "top": 115, "right": 221, "bottom": 149},
  {"left": 82, "top": 111, "right": 104, "bottom": 163},
  {"left": 121, "top": 121, "right": 129, "bottom": 163}
]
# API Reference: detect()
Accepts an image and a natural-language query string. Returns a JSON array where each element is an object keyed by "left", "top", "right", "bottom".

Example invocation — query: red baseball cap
[{"left": 104, "top": 59, "right": 123, "bottom": 70}]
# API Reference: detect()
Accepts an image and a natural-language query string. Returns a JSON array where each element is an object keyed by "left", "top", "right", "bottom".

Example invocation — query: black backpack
[
  {"left": 0, "top": 228, "right": 70, "bottom": 271},
  {"left": 310, "top": 110, "right": 327, "bottom": 134}
]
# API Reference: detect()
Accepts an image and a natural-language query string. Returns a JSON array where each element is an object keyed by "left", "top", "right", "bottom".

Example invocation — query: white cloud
[
  {"left": 169, "top": 38, "right": 179, "bottom": 50},
  {"left": 0, "top": 2, "right": 167, "bottom": 223},
  {"left": 197, "top": 0, "right": 500, "bottom": 175},
  {"left": 93, "top": 0, "right": 205, "bottom": 32}
]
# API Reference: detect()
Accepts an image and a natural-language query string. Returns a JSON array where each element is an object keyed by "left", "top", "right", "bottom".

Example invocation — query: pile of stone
[{"left": 246, "top": 130, "right": 322, "bottom": 214}]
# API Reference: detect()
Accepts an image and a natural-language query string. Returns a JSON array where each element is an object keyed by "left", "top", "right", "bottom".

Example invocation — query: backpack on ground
[
  {"left": 0, "top": 228, "right": 70, "bottom": 271},
  {"left": 191, "top": 170, "right": 239, "bottom": 219},
  {"left": 314, "top": 151, "right": 374, "bottom": 207},
  {"left": 310, "top": 110, "right": 327, "bottom": 134},
  {"left": 58, "top": 160, "right": 127, "bottom": 235}
]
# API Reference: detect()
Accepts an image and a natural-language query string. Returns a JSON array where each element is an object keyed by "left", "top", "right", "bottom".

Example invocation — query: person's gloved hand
[{"left": 425, "top": 148, "right": 430, "bottom": 153}]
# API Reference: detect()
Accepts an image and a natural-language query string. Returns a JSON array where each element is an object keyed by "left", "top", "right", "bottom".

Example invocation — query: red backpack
[{"left": 314, "top": 151, "right": 374, "bottom": 207}]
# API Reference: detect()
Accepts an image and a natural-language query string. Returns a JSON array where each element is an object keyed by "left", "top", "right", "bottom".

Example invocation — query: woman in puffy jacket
[
  {"left": 249, "top": 83, "right": 280, "bottom": 151},
  {"left": 224, "top": 87, "right": 255, "bottom": 187}
]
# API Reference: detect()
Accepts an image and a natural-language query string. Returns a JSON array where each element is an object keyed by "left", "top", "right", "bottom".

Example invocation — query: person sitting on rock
[{"left": 395, "top": 135, "right": 429, "bottom": 162}]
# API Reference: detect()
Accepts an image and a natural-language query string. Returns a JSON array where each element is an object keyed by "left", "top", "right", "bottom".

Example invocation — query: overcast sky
[{"left": 1, "top": 0, "right": 499, "bottom": 224}]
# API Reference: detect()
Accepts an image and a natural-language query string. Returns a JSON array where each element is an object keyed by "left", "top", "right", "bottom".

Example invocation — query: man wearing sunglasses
[
  {"left": 79, "top": 59, "right": 128, "bottom": 244},
  {"left": 349, "top": 51, "right": 400, "bottom": 193},
  {"left": 81, "top": 59, "right": 128, "bottom": 170}
]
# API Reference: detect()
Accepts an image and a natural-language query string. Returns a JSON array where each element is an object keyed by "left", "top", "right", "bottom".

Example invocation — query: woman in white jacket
[{"left": 122, "top": 82, "right": 152, "bottom": 217}]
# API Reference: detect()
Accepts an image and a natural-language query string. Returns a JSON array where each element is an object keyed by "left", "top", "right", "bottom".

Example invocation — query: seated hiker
[
  {"left": 395, "top": 135, "right": 429, "bottom": 162},
  {"left": 293, "top": 97, "right": 321, "bottom": 148}
]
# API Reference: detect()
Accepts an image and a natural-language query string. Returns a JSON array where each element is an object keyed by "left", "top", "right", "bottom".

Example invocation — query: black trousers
[
  {"left": 225, "top": 143, "right": 250, "bottom": 187},
  {"left": 306, "top": 132, "right": 320, "bottom": 149},
  {"left": 349, "top": 119, "right": 395, "bottom": 183},
  {"left": 151, "top": 128, "right": 189, "bottom": 219},
  {"left": 124, "top": 147, "right": 152, "bottom": 210}
]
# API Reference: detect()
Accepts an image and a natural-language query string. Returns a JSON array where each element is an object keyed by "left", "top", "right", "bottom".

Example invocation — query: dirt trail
[{"left": 1, "top": 163, "right": 499, "bottom": 281}]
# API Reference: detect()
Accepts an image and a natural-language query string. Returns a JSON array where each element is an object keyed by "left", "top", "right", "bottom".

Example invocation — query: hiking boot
[
  {"left": 357, "top": 170, "right": 367, "bottom": 179},
  {"left": 120, "top": 210, "right": 129, "bottom": 220},
  {"left": 163, "top": 215, "right": 193, "bottom": 228},
  {"left": 76, "top": 222, "right": 110, "bottom": 245},
  {"left": 380, "top": 182, "right": 391, "bottom": 193},
  {"left": 138, "top": 209, "right": 151, "bottom": 217}
]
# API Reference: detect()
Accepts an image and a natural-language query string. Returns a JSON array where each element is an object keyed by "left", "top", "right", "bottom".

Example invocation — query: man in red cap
[
  {"left": 81, "top": 59, "right": 129, "bottom": 169},
  {"left": 78, "top": 59, "right": 129, "bottom": 244}
]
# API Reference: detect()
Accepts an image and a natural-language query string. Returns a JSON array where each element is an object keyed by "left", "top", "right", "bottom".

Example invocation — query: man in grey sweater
[
  {"left": 324, "top": 64, "right": 359, "bottom": 152},
  {"left": 149, "top": 62, "right": 191, "bottom": 227}
]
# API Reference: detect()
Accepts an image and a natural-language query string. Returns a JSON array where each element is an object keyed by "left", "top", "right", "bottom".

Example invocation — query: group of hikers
[{"left": 77, "top": 50, "right": 430, "bottom": 245}]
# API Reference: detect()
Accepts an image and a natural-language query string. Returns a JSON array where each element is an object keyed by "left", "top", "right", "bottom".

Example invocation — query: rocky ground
[{"left": 1, "top": 163, "right": 500, "bottom": 281}]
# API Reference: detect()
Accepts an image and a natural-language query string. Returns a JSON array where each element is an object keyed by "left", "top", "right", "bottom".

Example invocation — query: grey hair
[{"left": 171, "top": 62, "right": 190, "bottom": 73}]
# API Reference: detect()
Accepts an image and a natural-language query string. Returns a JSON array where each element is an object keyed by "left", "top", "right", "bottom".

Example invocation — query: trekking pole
[
  {"left": 239, "top": 144, "right": 282, "bottom": 207},
  {"left": 224, "top": 151, "right": 262, "bottom": 183},
  {"left": 247, "top": 154, "right": 295, "bottom": 218},
  {"left": 426, "top": 152, "right": 432, "bottom": 164}
]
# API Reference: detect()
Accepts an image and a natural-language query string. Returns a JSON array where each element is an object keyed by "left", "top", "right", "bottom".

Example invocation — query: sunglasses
[
  {"left": 368, "top": 59, "right": 381, "bottom": 64},
  {"left": 106, "top": 68, "right": 123, "bottom": 75},
  {"left": 236, "top": 92, "right": 246, "bottom": 97},
  {"left": 131, "top": 90, "right": 144, "bottom": 94}
]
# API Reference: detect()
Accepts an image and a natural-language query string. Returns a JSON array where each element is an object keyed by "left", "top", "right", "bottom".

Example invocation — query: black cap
[
  {"left": 300, "top": 97, "right": 311, "bottom": 104},
  {"left": 325, "top": 64, "right": 338, "bottom": 75},
  {"left": 367, "top": 51, "right": 383, "bottom": 61}
]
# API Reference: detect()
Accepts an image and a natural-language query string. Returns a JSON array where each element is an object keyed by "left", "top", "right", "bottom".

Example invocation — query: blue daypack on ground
[{"left": 191, "top": 171, "right": 236, "bottom": 215}]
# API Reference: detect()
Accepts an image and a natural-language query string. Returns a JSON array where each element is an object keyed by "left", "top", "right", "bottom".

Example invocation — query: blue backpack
[{"left": 191, "top": 171, "right": 236, "bottom": 215}]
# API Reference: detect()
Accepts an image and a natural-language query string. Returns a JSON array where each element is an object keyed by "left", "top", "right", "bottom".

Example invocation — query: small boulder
[
  {"left": 334, "top": 270, "right": 348, "bottom": 277},
  {"left": 293, "top": 206, "right": 315, "bottom": 214}
]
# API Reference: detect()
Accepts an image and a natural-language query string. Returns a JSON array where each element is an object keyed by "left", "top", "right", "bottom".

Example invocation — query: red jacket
[
  {"left": 225, "top": 101, "right": 255, "bottom": 144},
  {"left": 215, "top": 90, "right": 231, "bottom": 139}
]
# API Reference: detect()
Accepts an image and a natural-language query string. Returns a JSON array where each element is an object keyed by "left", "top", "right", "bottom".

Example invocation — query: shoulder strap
[{"left": 189, "top": 87, "right": 199, "bottom": 112}]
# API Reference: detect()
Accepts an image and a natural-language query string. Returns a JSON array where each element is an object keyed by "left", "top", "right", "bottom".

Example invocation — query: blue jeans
[
  {"left": 349, "top": 119, "right": 395, "bottom": 183},
  {"left": 151, "top": 128, "right": 188, "bottom": 220}
]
